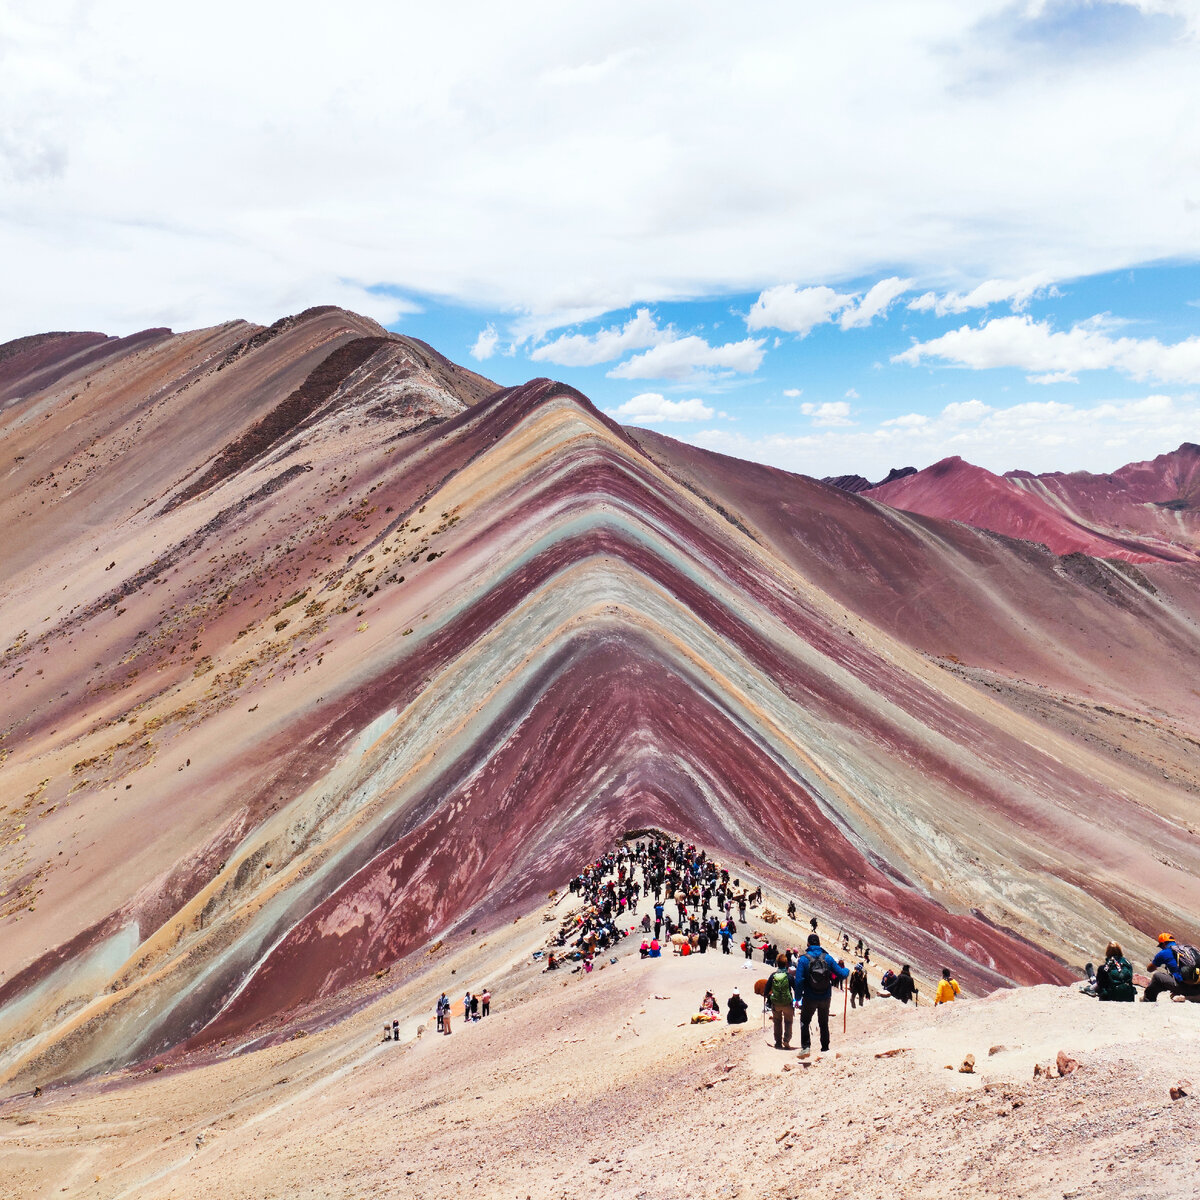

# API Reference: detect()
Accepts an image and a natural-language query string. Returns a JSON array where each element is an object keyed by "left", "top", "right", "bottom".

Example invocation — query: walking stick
[{"left": 843, "top": 979, "right": 848, "bottom": 1033}]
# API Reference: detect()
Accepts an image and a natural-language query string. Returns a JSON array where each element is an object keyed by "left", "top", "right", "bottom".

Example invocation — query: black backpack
[
  {"left": 806, "top": 950, "right": 832, "bottom": 992},
  {"left": 1176, "top": 943, "right": 1200, "bottom": 985}
]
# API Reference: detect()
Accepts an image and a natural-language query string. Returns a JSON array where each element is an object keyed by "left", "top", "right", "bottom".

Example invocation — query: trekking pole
[{"left": 843, "top": 979, "right": 848, "bottom": 1033}]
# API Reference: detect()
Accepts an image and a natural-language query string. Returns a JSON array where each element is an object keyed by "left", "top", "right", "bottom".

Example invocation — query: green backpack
[
  {"left": 1097, "top": 955, "right": 1136, "bottom": 1002},
  {"left": 769, "top": 969, "right": 793, "bottom": 1006}
]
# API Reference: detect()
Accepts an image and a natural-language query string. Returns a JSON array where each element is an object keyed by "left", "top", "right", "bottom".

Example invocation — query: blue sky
[
  {"left": 390, "top": 264, "right": 1200, "bottom": 477},
  {"left": 4, "top": 0, "right": 1200, "bottom": 477}
]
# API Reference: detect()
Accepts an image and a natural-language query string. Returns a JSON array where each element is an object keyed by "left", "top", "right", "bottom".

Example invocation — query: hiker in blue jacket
[
  {"left": 1143, "top": 933, "right": 1181, "bottom": 1002},
  {"left": 793, "top": 933, "right": 850, "bottom": 1055}
]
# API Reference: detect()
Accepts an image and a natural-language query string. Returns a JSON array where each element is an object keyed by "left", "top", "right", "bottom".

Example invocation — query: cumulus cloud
[
  {"left": 783, "top": 387, "right": 803, "bottom": 397},
  {"left": 799, "top": 400, "right": 854, "bottom": 427},
  {"left": 906, "top": 276, "right": 1051, "bottom": 316},
  {"left": 605, "top": 393, "right": 724, "bottom": 423},
  {"left": 470, "top": 324, "right": 500, "bottom": 360},
  {"left": 839, "top": 277, "right": 913, "bottom": 328},
  {"left": 745, "top": 285, "right": 855, "bottom": 336},
  {"left": 894, "top": 315, "right": 1200, "bottom": 385},
  {"left": 940, "top": 399, "right": 993, "bottom": 422},
  {"left": 685, "top": 392, "right": 1200, "bottom": 479},
  {"left": 747, "top": 276, "right": 912, "bottom": 337},
  {"left": 529, "top": 308, "right": 672, "bottom": 366},
  {"left": 608, "top": 335, "right": 765, "bottom": 382}
]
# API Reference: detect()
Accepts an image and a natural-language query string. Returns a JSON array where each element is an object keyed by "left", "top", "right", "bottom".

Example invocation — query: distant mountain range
[{"left": 826, "top": 446, "right": 1200, "bottom": 564}]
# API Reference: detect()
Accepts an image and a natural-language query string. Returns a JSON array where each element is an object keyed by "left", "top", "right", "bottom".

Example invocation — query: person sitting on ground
[
  {"left": 649, "top": 937, "right": 661, "bottom": 958},
  {"left": 726, "top": 987, "right": 749, "bottom": 1024},
  {"left": 794, "top": 933, "right": 850, "bottom": 1056},
  {"left": 640, "top": 939, "right": 651, "bottom": 959},
  {"left": 879, "top": 968, "right": 896, "bottom": 995},
  {"left": 1095, "top": 943, "right": 1137, "bottom": 1002},
  {"left": 934, "top": 968, "right": 961, "bottom": 1005},
  {"left": 700, "top": 989, "right": 721, "bottom": 1016},
  {"left": 890, "top": 964, "right": 918, "bottom": 1004},
  {"left": 1143, "top": 933, "right": 1182, "bottom": 1002},
  {"left": 545, "top": 952, "right": 558, "bottom": 971}
]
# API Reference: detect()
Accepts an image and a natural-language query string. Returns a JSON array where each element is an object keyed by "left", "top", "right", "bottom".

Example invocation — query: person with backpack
[
  {"left": 1094, "top": 943, "right": 1136, "bottom": 1001},
  {"left": 794, "top": 933, "right": 849, "bottom": 1055},
  {"left": 766, "top": 954, "right": 796, "bottom": 1049},
  {"left": 1143, "top": 932, "right": 1200, "bottom": 1001},
  {"left": 934, "top": 968, "right": 961, "bottom": 1005},
  {"left": 436, "top": 992, "right": 447, "bottom": 1032}
]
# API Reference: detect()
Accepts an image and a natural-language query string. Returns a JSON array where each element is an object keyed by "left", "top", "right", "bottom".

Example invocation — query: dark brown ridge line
[{"left": 163, "top": 335, "right": 393, "bottom": 512}]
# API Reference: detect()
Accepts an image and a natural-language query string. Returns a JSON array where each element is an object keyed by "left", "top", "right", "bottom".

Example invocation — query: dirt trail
[{"left": 2, "top": 869, "right": 1197, "bottom": 1199}]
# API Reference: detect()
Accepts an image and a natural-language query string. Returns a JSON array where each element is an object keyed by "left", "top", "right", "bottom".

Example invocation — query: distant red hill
[{"left": 868, "top": 446, "right": 1200, "bottom": 564}]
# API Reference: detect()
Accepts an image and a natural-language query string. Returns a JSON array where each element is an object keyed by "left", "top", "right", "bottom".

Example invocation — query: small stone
[
  {"left": 1169, "top": 1082, "right": 1189, "bottom": 1101},
  {"left": 959, "top": 1054, "right": 976, "bottom": 1074}
]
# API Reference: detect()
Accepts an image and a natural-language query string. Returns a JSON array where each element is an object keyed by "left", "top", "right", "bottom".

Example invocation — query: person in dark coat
[
  {"left": 1096, "top": 942, "right": 1137, "bottom": 1002},
  {"left": 849, "top": 963, "right": 870, "bottom": 1008},
  {"left": 726, "top": 987, "right": 749, "bottom": 1024},
  {"left": 890, "top": 964, "right": 918, "bottom": 1004}
]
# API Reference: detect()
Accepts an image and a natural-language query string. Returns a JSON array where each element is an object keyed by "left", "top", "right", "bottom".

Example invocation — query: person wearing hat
[
  {"left": 726, "top": 986, "right": 749, "bottom": 1024},
  {"left": 1143, "top": 933, "right": 1182, "bottom": 1002}
]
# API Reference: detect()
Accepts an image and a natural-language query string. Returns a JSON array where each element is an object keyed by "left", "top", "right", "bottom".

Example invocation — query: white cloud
[
  {"left": 1027, "top": 370, "right": 1078, "bottom": 384},
  {"left": 608, "top": 335, "right": 765, "bottom": 382},
  {"left": 745, "top": 285, "right": 855, "bottom": 336},
  {"left": 844, "top": 387, "right": 859, "bottom": 399},
  {"left": 747, "top": 276, "right": 912, "bottom": 338},
  {"left": 940, "top": 399, "right": 992, "bottom": 422},
  {"left": 684, "top": 392, "right": 1200, "bottom": 479},
  {"left": 839, "top": 276, "right": 913, "bottom": 328},
  {"left": 894, "top": 315, "right": 1200, "bottom": 385},
  {"left": 799, "top": 400, "right": 854, "bottom": 427},
  {"left": 470, "top": 323, "right": 500, "bottom": 360},
  {"left": 605, "top": 392, "right": 723, "bottom": 423},
  {"left": 906, "top": 276, "right": 1051, "bottom": 317},
  {"left": 529, "top": 307, "right": 672, "bottom": 366},
  {"left": 4, "top": 5, "right": 1200, "bottom": 337},
  {"left": 783, "top": 387, "right": 803, "bottom": 397}
]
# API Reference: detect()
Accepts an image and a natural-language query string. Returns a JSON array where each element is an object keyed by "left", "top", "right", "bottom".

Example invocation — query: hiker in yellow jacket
[{"left": 934, "top": 968, "right": 962, "bottom": 1004}]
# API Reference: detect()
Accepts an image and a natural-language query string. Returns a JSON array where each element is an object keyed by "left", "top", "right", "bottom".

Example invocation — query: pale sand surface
[{"left": 2, "top": 882, "right": 1197, "bottom": 1200}]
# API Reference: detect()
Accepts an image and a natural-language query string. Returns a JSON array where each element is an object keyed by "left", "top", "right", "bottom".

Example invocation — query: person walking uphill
[
  {"left": 794, "top": 933, "right": 849, "bottom": 1055},
  {"left": 766, "top": 954, "right": 795, "bottom": 1050}
]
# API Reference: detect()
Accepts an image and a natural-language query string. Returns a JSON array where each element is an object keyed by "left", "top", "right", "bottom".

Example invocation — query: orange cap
[{"left": 1158, "top": 932, "right": 1174, "bottom": 944}]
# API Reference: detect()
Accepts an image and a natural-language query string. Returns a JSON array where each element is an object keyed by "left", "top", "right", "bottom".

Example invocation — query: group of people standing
[{"left": 434, "top": 986, "right": 491, "bottom": 1034}]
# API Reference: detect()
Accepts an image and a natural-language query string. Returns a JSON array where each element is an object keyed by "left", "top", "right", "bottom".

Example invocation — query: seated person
[
  {"left": 726, "top": 988, "right": 749, "bottom": 1024},
  {"left": 699, "top": 989, "right": 721, "bottom": 1015},
  {"left": 1096, "top": 941, "right": 1137, "bottom": 1001}
]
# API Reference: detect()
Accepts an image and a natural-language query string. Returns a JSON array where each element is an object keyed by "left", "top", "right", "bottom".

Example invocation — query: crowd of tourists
[{"left": 424, "top": 837, "right": 1199, "bottom": 1046}]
